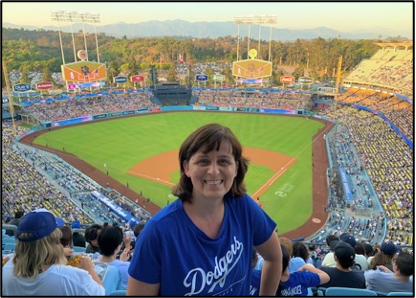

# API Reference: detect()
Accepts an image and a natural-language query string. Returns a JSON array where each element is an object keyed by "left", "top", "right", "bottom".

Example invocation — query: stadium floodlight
[
  {"left": 51, "top": 11, "right": 67, "bottom": 64},
  {"left": 79, "top": 12, "right": 102, "bottom": 62},
  {"left": 51, "top": 10, "right": 102, "bottom": 63},
  {"left": 234, "top": 15, "right": 277, "bottom": 25},
  {"left": 234, "top": 15, "right": 277, "bottom": 61}
]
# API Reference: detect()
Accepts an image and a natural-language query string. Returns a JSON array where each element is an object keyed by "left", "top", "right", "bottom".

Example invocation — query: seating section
[
  {"left": 344, "top": 48, "right": 413, "bottom": 96},
  {"left": 324, "top": 287, "right": 377, "bottom": 296},
  {"left": 320, "top": 105, "right": 413, "bottom": 246}
]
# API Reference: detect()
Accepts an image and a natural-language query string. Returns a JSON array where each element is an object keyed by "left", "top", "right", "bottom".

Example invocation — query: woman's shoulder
[{"left": 49, "top": 264, "right": 91, "bottom": 277}]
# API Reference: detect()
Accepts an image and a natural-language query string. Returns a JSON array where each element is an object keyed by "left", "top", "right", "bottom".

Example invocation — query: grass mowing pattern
[{"left": 35, "top": 112, "right": 323, "bottom": 234}]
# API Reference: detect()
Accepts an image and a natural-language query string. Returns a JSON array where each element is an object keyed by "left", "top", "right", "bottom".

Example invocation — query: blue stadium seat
[
  {"left": 73, "top": 246, "right": 86, "bottom": 253},
  {"left": 387, "top": 292, "right": 413, "bottom": 296},
  {"left": 2, "top": 237, "right": 16, "bottom": 244},
  {"left": 109, "top": 289, "right": 127, "bottom": 296},
  {"left": 325, "top": 287, "right": 377, "bottom": 296},
  {"left": 2, "top": 243, "right": 15, "bottom": 252}
]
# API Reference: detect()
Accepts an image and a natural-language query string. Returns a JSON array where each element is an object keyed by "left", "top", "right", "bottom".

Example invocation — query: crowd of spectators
[
  {"left": 337, "top": 88, "right": 413, "bottom": 143},
  {"left": 2, "top": 123, "right": 92, "bottom": 225},
  {"left": 24, "top": 93, "right": 153, "bottom": 123},
  {"left": 344, "top": 48, "right": 413, "bottom": 95},
  {"left": 319, "top": 105, "right": 413, "bottom": 246},
  {"left": 197, "top": 89, "right": 312, "bottom": 109},
  {"left": 2, "top": 123, "right": 150, "bottom": 229}
]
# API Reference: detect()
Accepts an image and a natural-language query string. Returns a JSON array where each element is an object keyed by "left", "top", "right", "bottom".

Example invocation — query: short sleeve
[{"left": 299, "top": 271, "right": 321, "bottom": 288}]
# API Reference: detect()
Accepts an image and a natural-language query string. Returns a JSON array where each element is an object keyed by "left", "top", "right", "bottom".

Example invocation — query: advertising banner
[
  {"left": 195, "top": 74, "right": 208, "bottom": 81},
  {"left": 36, "top": 82, "right": 54, "bottom": 90},
  {"left": 13, "top": 83, "right": 31, "bottom": 92},
  {"left": 339, "top": 167, "right": 354, "bottom": 201}
]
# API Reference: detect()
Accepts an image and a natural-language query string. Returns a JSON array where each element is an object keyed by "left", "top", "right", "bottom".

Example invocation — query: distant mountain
[{"left": 2, "top": 20, "right": 412, "bottom": 41}]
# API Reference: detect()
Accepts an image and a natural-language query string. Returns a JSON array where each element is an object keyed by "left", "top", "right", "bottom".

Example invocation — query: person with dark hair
[
  {"left": 59, "top": 225, "right": 74, "bottom": 257},
  {"left": 365, "top": 252, "right": 413, "bottom": 293},
  {"left": 2, "top": 210, "right": 104, "bottom": 295},
  {"left": 85, "top": 224, "right": 102, "bottom": 254},
  {"left": 98, "top": 226, "right": 132, "bottom": 290},
  {"left": 277, "top": 245, "right": 330, "bottom": 296},
  {"left": 292, "top": 242, "right": 309, "bottom": 263},
  {"left": 127, "top": 123, "right": 282, "bottom": 296},
  {"left": 320, "top": 242, "right": 366, "bottom": 289},
  {"left": 289, "top": 241, "right": 308, "bottom": 273},
  {"left": 133, "top": 223, "right": 146, "bottom": 239},
  {"left": 354, "top": 243, "right": 368, "bottom": 270},
  {"left": 321, "top": 234, "right": 339, "bottom": 267},
  {"left": 363, "top": 243, "right": 374, "bottom": 258},
  {"left": 6, "top": 210, "right": 24, "bottom": 236},
  {"left": 72, "top": 221, "right": 86, "bottom": 248}
]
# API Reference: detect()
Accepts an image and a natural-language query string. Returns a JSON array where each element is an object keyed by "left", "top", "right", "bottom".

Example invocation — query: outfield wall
[{"left": 29, "top": 105, "right": 307, "bottom": 131}]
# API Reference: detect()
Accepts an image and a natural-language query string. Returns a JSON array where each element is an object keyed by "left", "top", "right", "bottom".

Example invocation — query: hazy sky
[{"left": 2, "top": 2, "right": 413, "bottom": 33}]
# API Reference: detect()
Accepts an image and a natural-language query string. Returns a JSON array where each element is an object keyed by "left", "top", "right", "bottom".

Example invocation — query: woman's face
[{"left": 184, "top": 141, "right": 238, "bottom": 202}]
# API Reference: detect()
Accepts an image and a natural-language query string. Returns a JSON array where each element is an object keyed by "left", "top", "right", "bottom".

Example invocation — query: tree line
[{"left": 2, "top": 27, "right": 386, "bottom": 87}]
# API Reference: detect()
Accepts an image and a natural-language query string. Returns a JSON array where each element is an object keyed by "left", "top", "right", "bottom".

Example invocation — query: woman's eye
[
  {"left": 197, "top": 160, "right": 209, "bottom": 165},
  {"left": 219, "top": 160, "right": 230, "bottom": 165}
]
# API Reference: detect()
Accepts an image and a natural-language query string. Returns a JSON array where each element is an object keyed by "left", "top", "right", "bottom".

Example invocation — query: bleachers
[
  {"left": 344, "top": 47, "right": 413, "bottom": 95},
  {"left": 320, "top": 105, "right": 413, "bottom": 245}
]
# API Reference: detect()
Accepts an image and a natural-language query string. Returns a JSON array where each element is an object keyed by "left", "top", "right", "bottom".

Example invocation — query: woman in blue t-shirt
[{"left": 127, "top": 123, "right": 282, "bottom": 296}]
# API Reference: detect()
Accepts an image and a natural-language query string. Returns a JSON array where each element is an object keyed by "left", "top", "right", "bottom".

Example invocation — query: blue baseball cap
[
  {"left": 55, "top": 217, "right": 65, "bottom": 227},
  {"left": 340, "top": 233, "right": 356, "bottom": 248},
  {"left": 72, "top": 220, "right": 81, "bottom": 229},
  {"left": 16, "top": 211, "right": 57, "bottom": 242},
  {"left": 381, "top": 241, "right": 399, "bottom": 256}
]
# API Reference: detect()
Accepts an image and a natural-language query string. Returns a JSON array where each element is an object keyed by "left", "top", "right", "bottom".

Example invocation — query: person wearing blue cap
[
  {"left": 72, "top": 220, "right": 86, "bottom": 248},
  {"left": 368, "top": 241, "right": 398, "bottom": 271},
  {"left": 2, "top": 210, "right": 105, "bottom": 296}
]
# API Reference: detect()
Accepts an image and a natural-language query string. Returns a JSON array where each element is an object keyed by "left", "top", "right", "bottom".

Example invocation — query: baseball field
[{"left": 33, "top": 111, "right": 324, "bottom": 234}]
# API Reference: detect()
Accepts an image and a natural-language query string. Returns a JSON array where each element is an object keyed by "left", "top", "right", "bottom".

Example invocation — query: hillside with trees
[{"left": 2, "top": 27, "right": 382, "bottom": 86}]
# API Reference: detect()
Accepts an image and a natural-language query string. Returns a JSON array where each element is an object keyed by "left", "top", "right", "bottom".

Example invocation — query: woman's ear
[{"left": 183, "top": 160, "right": 190, "bottom": 177}]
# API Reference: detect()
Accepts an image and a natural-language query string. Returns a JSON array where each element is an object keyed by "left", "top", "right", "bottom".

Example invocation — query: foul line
[
  {"left": 127, "top": 170, "right": 175, "bottom": 186},
  {"left": 251, "top": 123, "right": 333, "bottom": 199}
]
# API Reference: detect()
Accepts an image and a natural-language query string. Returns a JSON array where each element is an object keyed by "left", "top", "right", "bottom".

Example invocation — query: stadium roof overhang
[{"left": 375, "top": 42, "right": 413, "bottom": 50}]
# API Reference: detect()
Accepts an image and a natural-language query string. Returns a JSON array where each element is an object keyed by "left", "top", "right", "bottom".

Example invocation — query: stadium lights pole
[
  {"left": 66, "top": 11, "right": 78, "bottom": 63},
  {"left": 2, "top": 60, "right": 16, "bottom": 132},
  {"left": 80, "top": 15, "right": 89, "bottom": 60},
  {"left": 51, "top": 11, "right": 66, "bottom": 65},
  {"left": 258, "top": 25, "right": 261, "bottom": 58},
  {"left": 88, "top": 13, "right": 102, "bottom": 63},
  {"left": 234, "top": 15, "right": 277, "bottom": 62},
  {"left": 79, "top": 12, "right": 101, "bottom": 62},
  {"left": 236, "top": 23, "right": 240, "bottom": 61},
  {"left": 247, "top": 24, "right": 250, "bottom": 59}
]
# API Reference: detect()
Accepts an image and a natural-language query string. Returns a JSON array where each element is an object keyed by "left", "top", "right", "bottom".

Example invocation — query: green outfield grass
[{"left": 34, "top": 112, "right": 323, "bottom": 234}]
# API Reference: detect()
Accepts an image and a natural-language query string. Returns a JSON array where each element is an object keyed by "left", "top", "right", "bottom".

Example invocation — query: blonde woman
[{"left": 2, "top": 210, "right": 105, "bottom": 296}]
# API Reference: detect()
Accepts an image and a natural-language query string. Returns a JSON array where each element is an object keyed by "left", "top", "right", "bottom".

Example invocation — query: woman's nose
[{"left": 207, "top": 162, "right": 219, "bottom": 174}]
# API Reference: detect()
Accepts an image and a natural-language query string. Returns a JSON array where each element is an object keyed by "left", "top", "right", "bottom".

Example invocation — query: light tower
[
  {"left": 234, "top": 15, "right": 277, "bottom": 61},
  {"left": 51, "top": 11, "right": 101, "bottom": 64}
]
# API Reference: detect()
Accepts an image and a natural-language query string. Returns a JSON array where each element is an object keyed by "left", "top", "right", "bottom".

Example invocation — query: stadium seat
[
  {"left": 102, "top": 265, "right": 121, "bottom": 295},
  {"left": 73, "top": 246, "right": 86, "bottom": 253},
  {"left": 2, "top": 237, "right": 16, "bottom": 244},
  {"left": 2, "top": 243, "right": 15, "bottom": 252},
  {"left": 109, "top": 289, "right": 127, "bottom": 296},
  {"left": 325, "top": 287, "right": 377, "bottom": 296},
  {"left": 387, "top": 292, "right": 413, "bottom": 296}
]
